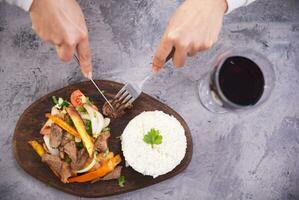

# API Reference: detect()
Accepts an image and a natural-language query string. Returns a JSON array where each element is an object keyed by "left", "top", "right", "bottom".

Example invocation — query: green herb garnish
[
  {"left": 76, "top": 141, "right": 84, "bottom": 150},
  {"left": 83, "top": 119, "right": 92, "bottom": 136},
  {"left": 143, "top": 128, "right": 163, "bottom": 148},
  {"left": 60, "top": 100, "right": 70, "bottom": 108},
  {"left": 118, "top": 175, "right": 125, "bottom": 187},
  {"left": 52, "top": 96, "right": 70, "bottom": 109},
  {"left": 84, "top": 97, "right": 94, "bottom": 105},
  {"left": 52, "top": 96, "right": 58, "bottom": 105},
  {"left": 102, "top": 127, "right": 111, "bottom": 132},
  {"left": 76, "top": 106, "right": 87, "bottom": 113},
  {"left": 64, "top": 154, "right": 72, "bottom": 164}
]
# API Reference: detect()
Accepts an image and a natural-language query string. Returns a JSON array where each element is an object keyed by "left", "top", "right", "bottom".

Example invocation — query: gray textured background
[{"left": 1, "top": 0, "right": 299, "bottom": 199}]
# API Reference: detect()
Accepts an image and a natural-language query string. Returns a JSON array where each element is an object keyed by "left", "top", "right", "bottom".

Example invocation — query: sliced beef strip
[
  {"left": 42, "top": 153, "right": 61, "bottom": 174},
  {"left": 42, "top": 153, "right": 72, "bottom": 183},
  {"left": 59, "top": 147, "right": 65, "bottom": 159},
  {"left": 60, "top": 162, "right": 72, "bottom": 183},
  {"left": 102, "top": 101, "right": 132, "bottom": 119},
  {"left": 61, "top": 134, "right": 71, "bottom": 146},
  {"left": 94, "top": 132, "right": 110, "bottom": 153},
  {"left": 91, "top": 166, "right": 122, "bottom": 183},
  {"left": 101, "top": 166, "right": 122, "bottom": 180},
  {"left": 71, "top": 148, "right": 88, "bottom": 170},
  {"left": 63, "top": 141, "right": 77, "bottom": 162},
  {"left": 49, "top": 124, "right": 63, "bottom": 148}
]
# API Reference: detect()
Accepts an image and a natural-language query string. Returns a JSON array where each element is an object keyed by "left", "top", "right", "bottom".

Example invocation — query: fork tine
[
  {"left": 114, "top": 95, "right": 132, "bottom": 109},
  {"left": 122, "top": 98, "right": 134, "bottom": 108},
  {"left": 118, "top": 90, "right": 130, "bottom": 102},
  {"left": 121, "top": 95, "right": 133, "bottom": 105},
  {"left": 114, "top": 85, "right": 127, "bottom": 99},
  {"left": 128, "top": 97, "right": 135, "bottom": 104},
  {"left": 111, "top": 87, "right": 126, "bottom": 106}
]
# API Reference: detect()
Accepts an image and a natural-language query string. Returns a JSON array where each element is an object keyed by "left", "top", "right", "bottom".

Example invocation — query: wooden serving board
[{"left": 13, "top": 80, "right": 193, "bottom": 198}]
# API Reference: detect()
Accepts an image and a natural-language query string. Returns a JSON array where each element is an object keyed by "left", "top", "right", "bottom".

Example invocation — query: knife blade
[
  {"left": 73, "top": 55, "right": 114, "bottom": 110},
  {"left": 89, "top": 78, "right": 114, "bottom": 110}
]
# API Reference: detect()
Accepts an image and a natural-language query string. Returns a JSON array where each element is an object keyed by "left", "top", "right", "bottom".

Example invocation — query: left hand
[{"left": 152, "top": 0, "right": 228, "bottom": 72}]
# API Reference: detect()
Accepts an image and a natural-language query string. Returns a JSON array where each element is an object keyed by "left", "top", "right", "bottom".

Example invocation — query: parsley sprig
[
  {"left": 143, "top": 128, "right": 163, "bottom": 148},
  {"left": 52, "top": 96, "right": 70, "bottom": 109}
]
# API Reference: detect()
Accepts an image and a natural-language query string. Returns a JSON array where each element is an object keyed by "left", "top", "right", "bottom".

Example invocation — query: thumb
[{"left": 76, "top": 37, "right": 92, "bottom": 79}]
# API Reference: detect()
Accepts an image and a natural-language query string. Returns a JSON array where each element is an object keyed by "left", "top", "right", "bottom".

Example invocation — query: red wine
[{"left": 218, "top": 56, "right": 265, "bottom": 106}]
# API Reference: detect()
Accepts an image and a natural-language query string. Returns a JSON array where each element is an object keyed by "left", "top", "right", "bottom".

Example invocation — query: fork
[{"left": 111, "top": 48, "right": 175, "bottom": 110}]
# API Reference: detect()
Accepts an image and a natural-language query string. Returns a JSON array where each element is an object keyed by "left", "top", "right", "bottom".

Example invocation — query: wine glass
[{"left": 197, "top": 48, "right": 275, "bottom": 113}]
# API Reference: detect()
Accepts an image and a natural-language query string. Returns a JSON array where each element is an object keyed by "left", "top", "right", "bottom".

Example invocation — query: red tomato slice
[{"left": 70, "top": 90, "right": 85, "bottom": 107}]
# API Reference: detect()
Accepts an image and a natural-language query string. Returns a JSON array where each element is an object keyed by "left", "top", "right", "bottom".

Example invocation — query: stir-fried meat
[
  {"left": 101, "top": 166, "right": 122, "bottom": 180},
  {"left": 60, "top": 134, "right": 71, "bottom": 146},
  {"left": 42, "top": 154, "right": 61, "bottom": 173},
  {"left": 60, "top": 162, "right": 72, "bottom": 183},
  {"left": 91, "top": 166, "right": 122, "bottom": 183},
  {"left": 63, "top": 141, "right": 77, "bottom": 162},
  {"left": 42, "top": 153, "right": 72, "bottom": 183},
  {"left": 102, "top": 101, "right": 132, "bottom": 119},
  {"left": 94, "top": 132, "right": 110, "bottom": 153},
  {"left": 40, "top": 124, "right": 51, "bottom": 135},
  {"left": 49, "top": 124, "right": 63, "bottom": 148},
  {"left": 59, "top": 147, "right": 65, "bottom": 159},
  {"left": 71, "top": 148, "right": 88, "bottom": 170}
]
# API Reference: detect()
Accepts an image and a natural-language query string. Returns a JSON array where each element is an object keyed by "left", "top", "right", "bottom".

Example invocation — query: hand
[
  {"left": 29, "top": 0, "right": 92, "bottom": 78},
  {"left": 152, "top": 0, "right": 227, "bottom": 72}
]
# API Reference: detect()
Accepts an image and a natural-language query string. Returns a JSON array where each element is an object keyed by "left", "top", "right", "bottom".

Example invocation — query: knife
[{"left": 73, "top": 55, "right": 114, "bottom": 110}]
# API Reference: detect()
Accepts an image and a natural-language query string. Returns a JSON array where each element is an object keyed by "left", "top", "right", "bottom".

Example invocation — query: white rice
[{"left": 121, "top": 110, "right": 187, "bottom": 178}]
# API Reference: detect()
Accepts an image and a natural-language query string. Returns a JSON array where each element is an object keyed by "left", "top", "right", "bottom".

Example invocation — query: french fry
[
  {"left": 28, "top": 140, "right": 45, "bottom": 157},
  {"left": 45, "top": 113, "right": 80, "bottom": 138},
  {"left": 66, "top": 106, "right": 94, "bottom": 157}
]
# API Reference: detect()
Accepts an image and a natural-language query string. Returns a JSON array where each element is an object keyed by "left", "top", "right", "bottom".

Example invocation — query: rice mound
[{"left": 121, "top": 110, "right": 187, "bottom": 178}]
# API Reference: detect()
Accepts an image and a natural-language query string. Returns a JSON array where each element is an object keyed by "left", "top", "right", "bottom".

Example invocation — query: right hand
[
  {"left": 29, "top": 0, "right": 92, "bottom": 78},
  {"left": 152, "top": 0, "right": 227, "bottom": 73}
]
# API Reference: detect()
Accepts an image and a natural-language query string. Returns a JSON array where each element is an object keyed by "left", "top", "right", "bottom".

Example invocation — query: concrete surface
[{"left": 0, "top": 0, "right": 299, "bottom": 199}]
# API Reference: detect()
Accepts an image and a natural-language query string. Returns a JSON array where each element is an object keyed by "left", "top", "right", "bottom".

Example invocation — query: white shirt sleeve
[
  {"left": 5, "top": 0, "right": 33, "bottom": 11},
  {"left": 226, "top": 0, "right": 257, "bottom": 13}
]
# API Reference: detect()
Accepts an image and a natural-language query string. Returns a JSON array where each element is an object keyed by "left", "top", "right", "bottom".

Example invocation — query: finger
[
  {"left": 76, "top": 37, "right": 92, "bottom": 79},
  {"left": 152, "top": 35, "right": 173, "bottom": 73},
  {"left": 172, "top": 45, "right": 187, "bottom": 68},
  {"left": 187, "top": 43, "right": 202, "bottom": 57},
  {"left": 187, "top": 51, "right": 197, "bottom": 57},
  {"left": 55, "top": 44, "right": 75, "bottom": 62}
]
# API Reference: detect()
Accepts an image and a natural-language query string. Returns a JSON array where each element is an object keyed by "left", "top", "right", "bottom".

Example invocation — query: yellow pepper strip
[
  {"left": 66, "top": 107, "right": 94, "bottom": 157},
  {"left": 68, "top": 155, "right": 122, "bottom": 183},
  {"left": 96, "top": 152, "right": 114, "bottom": 162},
  {"left": 28, "top": 140, "right": 45, "bottom": 157},
  {"left": 45, "top": 113, "right": 80, "bottom": 138}
]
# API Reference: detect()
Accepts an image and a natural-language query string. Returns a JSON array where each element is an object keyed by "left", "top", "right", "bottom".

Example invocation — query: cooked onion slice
[
  {"left": 83, "top": 104, "right": 104, "bottom": 138},
  {"left": 104, "top": 118, "right": 110, "bottom": 128},
  {"left": 76, "top": 153, "right": 97, "bottom": 173},
  {"left": 43, "top": 135, "right": 59, "bottom": 156}
]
